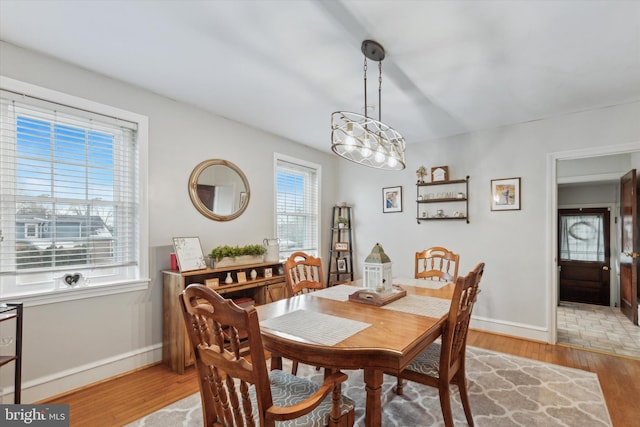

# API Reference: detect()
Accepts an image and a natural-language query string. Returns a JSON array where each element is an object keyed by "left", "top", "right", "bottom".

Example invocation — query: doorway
[{"left": 549, "top": 143, "right": 640, "bottom": 352}]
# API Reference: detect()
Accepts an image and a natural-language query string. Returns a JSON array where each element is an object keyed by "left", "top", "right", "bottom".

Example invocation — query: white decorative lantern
[{"left": 363, "top": 243, "right": 393, "bottom": 293}]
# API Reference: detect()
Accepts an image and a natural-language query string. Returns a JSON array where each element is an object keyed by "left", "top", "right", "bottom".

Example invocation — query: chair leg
[
  {"left": 456, "top": 374, "right": 474, "bottom": 426},
  {"left": 393, "top": 376, "right": 404, "bottom": 395},
  {"left": 291, "top": 360, "right": 298, "bottom": 375},
  {"left": 438, "top": 383, "right": 454, "bottom": 427}
]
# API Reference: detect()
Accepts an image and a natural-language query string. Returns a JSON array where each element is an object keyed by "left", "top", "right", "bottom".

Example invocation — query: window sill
[{"left": 0, "top": 279, "right": 151, "bottom": 307}]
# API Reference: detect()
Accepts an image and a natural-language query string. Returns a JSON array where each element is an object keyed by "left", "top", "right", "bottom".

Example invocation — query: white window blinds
[
  {"left": 1, "top": 89, "right": 140, "bottom": 293},
  {"left": 275, "top": 157, "right": 319, "bottom": 259}
]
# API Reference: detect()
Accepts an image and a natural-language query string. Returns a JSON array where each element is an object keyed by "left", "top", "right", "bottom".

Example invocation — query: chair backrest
[
  {"left": 179, "top": 284, "right": 272, "bottom": 427},
  {"left": 440, "top": 262, "right": 484, "bottom": 373},
  {"left": 284, "top": 251, "right": 325, "bottom": 296},
  {"left": 414, "top": 246, "right": 460, "bottom": 282}
]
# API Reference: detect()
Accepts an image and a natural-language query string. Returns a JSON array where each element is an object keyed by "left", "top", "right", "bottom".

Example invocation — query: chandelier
[{"left": 331, "top": 40, "right": 406, "bottom": 170}]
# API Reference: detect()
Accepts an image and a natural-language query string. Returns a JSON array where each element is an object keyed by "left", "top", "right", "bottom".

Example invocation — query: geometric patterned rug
[{"left": 126, "top": 346, "right": 612, "bottom": 427}]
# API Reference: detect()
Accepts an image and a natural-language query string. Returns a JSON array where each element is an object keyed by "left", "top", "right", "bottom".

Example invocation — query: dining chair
[
  {"left": 415, "top": 246, "right": 460, "bottom": 282},
  {"left": 179, "top": 284, "right": 355, "bottom": 427},
  {"left": 284, "top": 251, "right": 326, "bottom": 295},
  {"left": 391, "top": 262, "right": 485, "bottom": 427},
  {"left": 283, "top": 251, "right": 326, "bottom": 374}
]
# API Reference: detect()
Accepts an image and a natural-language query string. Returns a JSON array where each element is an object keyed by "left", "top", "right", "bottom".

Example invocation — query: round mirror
[{"left": 188, "top": 159, "right": 250, "bottom": 221}]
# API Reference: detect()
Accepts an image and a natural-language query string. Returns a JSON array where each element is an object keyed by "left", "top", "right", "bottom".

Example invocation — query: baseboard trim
[
  {"left": 471, "top": 316, "right": 549, "bottom": 342},
  {"left": 0, "top": 343, "right": 163, "bottom": 404}
]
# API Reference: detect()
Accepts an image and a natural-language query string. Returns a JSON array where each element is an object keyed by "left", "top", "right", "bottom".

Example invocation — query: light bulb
[
  {"left": 387, "top": 156, "right": 398, "bottom": 168},
  {"left": 374, "top": 148, "right": 385, "bottom": 163},
  {"left": 361, "top": 134, "right": 372, "bottom": 158},
  {"left": 344, "top": 122, "right": 355, "bottom": 152}
]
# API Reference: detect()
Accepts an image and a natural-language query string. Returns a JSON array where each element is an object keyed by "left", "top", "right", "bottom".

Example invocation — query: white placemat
[
  {"left": 260, "top": 309, "right": 371, "bottom": 346},
  {"left": 382, "top": 294, "right": 451, "bottom": 318},
  {"left": 393, "top": 276, "right": 449, "bottom": 289},
  {"left": 313, "top": 284, "right": 364, "bottom": 301}
]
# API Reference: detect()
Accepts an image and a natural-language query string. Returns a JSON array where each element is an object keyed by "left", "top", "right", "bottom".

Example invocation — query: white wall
[
  {"left": 0, "top": 42, "right": 339, "bottom": 402},
  {"left": 336, "top": 102, "right": 640, "bottom": 340}
]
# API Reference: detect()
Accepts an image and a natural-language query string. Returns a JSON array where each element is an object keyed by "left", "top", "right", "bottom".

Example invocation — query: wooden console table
[{"left": 162, "top": 261, "right": 287, "bottom": 373}]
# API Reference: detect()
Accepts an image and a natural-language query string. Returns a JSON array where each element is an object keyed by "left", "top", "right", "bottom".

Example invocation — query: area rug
[{"left": 126, "top": 346, "right": 612, "bottom": 427}]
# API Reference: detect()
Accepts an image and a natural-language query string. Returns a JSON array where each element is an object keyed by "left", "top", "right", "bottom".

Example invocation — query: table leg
[{"left": 363, "top": 368, "right": 383, "bottom": 427}]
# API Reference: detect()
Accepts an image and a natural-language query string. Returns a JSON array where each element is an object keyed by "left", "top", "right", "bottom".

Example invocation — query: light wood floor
[{"left": 40, "top": 330, "right": 640, "bottom": 427}]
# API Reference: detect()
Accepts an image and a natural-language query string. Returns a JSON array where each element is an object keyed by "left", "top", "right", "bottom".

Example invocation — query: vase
[
  {"left": 225, "top": 272, "right": 233, "bottom": 284},
  {"left": 250, "top": 269, "right": 258, "bottom": 280}
]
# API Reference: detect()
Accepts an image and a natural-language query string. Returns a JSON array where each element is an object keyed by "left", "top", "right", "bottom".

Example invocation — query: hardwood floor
[{"left": 40, "top": 330, "right": 640, "bottom": 427}]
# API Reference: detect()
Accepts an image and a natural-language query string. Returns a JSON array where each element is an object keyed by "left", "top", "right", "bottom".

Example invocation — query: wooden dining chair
[
  {"left": 179, "top": 284, "right": 355, "bottom": 427},
  {"left": 284, "top": 251, "right": 326, "bottom": 295},
  {"left": 415, "top": 246, "right": 460, "bottom": 282},
  {"left": 391, "top": 262, "right": 484, "bottom": 427},
  {"left": 283, "top": 251, "right": 326, "bottom": 374}
]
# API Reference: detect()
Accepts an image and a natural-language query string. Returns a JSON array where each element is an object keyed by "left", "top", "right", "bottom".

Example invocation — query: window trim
[
  {"left": 273, "top": 153, "right": 322, "bottom": 259},
  {"left": 0, "top": 76, "right": 149, "bottom": 306}
]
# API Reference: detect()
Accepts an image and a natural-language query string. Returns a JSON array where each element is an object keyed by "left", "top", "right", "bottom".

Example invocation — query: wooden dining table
[{"left": 255, "top": 279, "right": 455, "bottom": 427}]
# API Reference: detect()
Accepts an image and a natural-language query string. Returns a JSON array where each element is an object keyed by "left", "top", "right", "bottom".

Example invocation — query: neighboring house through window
[
  {"left": 0, "top": 77, "right": 149, "bottom": 302},
  {"left": 274, "top": 154, "right": 320, "bottom": 260}
]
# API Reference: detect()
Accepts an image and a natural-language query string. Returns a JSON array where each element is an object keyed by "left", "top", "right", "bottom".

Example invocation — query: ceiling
[{"left": 1, "top": 0, "right": 639, "bottom": 155}]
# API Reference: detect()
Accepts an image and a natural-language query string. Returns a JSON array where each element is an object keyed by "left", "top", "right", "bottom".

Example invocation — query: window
[
  {"left": 275, "top": 155, "right": 320, "bottom": 260},
  {"left": 559, "top": 212, "right": 605, "bottom": 262},
  {"left": 0, "top": 77, "right": 148, "bottom": 302}
]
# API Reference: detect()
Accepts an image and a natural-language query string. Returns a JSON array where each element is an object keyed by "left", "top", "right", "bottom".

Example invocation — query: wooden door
[
  {"left": 620, "top": 169, "right": 638, "bottom": 325},
  {"left": 558, "top": 208, "right": 611, "bottom": 305}
]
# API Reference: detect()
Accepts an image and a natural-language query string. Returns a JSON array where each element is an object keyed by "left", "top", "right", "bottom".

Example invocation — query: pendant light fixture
[{"left": 331, "top": 40, "right": 406, "bottom": 170}]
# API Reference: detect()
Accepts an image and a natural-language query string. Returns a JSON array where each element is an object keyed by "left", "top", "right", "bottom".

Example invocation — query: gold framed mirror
[{"left": 188, "top": 159, "right": 250, "bottom": 221}]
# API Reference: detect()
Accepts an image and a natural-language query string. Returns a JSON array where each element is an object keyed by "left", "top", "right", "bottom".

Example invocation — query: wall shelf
[{"left": 416, "top": 176, "right": 470, "bottom": 224}]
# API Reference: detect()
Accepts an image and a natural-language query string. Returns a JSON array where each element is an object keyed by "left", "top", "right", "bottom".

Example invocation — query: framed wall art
[
  {"left": 430, "top": 166, "right": 449, "bottom": 182},
  {"left": 337, "top": 258, "right": 347, "bottom": 272},
  {"left": 382, "top": 186, "right": 402, "bottom": 213},
  {"left": 490, "top": 177, "right": 521, "bottom": 211}
]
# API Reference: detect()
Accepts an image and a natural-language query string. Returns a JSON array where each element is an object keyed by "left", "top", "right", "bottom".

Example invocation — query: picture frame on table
[
  {"left": 337, "top": 258, "right": 347, "bottom": 272},
  {"left": 334, "top": 242, "right": 349, "bottom": 252},
  {"left": 490, "top": 177, "right": 521, "bottom": 211},
  {"left": 382, "top": 186, "right": 402, "bottom": 213}
]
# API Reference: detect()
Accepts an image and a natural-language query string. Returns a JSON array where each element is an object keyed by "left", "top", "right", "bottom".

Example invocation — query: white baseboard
[
  {"left": 0, "top": 343, "right": 163, "bottom": 404},
  {"left": 471, "top": 316, "right": 549, "bottom": 343}
]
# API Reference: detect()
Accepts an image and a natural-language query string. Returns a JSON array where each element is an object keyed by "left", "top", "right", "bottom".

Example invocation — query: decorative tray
[{"left": 348, "top": 286, "right": 406, "bottom": 306}]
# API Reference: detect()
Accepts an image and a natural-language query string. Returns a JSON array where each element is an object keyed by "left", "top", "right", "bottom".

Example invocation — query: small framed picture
[
  {"left": 205, "top": 278, "right": 219, "bottom": 288},
  {"left": 334, "top": 242, "right": 349, "bottom": 251},
  {"left": 264, "top": 267, "right": 273, "bottom": 278},
  {"left": 337, "top": 258, "right": 347, "bottom": 272},
  {"left": 491, "top": 177, "right": 521, "bottom": 211},
  {"left": 382, "top": 186, "right": 402, "bottom": 213},
  {"left": 431, "top": 166, "right": 449, "bottom": 182},
  {"left": 237, "top": 271, "right": 247, "bottom": 283},
  {"left": 172, "top": 237, "right": 207, "bottom": 272}
]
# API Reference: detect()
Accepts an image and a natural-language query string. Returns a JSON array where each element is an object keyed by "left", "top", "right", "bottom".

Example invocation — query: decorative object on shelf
[
  {"left": 363, "top": 243, "right": 393, "bottom": 292},
  {"left": 172, "top": 237, "right": 207, "bottom": 272},
  {"left": 416, "top": 166, "right": 427, "bottom": 184},
  {"left": 170, "top": 253, "right": 178, "bottom": 270},
  {"left": 334, "top": 242, "right": 350, "bottom": 251},
  {"left": 383, "top": 186, "right": 403, "bottom": 213},
  {"left": 431, "top": 165, "right": 449, "bottom": 182},
  {"left": 62, "top": 272, "right": 83, "bottom": 287},
  {"left": 205, "top": 278, "right": 219, "bottom": 288},
  {"left": 336, "top": 216, "right": 348, "bottom": 228},
  {"left": 491, "top": 177, "right": 521, "bottom": 211},
  {"left": 337, "top": 258, "right": 347, "bottom": 272},
  {"left": 250, "top": 269, "right": 258, "bottom": 280},
  {"left": 209, "top": 244, "right": 266, "bottom": 267},
  {"left": 330, "top": 40, "right": 406, "bottom": 171},
  {"left": 263, "top": 238, "right": 280, "bottom": 262},
  {"left": 225, "top": 272, "right": 233, "bottom": 284},
  {"left": 237, "top": 271, "right": 247, "bottom": 283},
  {"left": 264, "top": 267, "right": 273, "bottom": 278}
]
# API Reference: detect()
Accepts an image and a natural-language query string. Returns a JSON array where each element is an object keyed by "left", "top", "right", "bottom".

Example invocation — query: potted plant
[
  {"left": 209, "top": 244, "right": 267, "bottom": 268},
  {"left": 336, "top": 216, "right": 349, "bottom": 229}
]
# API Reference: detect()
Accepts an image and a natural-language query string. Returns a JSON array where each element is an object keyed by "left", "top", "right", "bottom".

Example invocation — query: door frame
[{"left": 547, "top": 142, "right": 640, "bottom": 344}]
